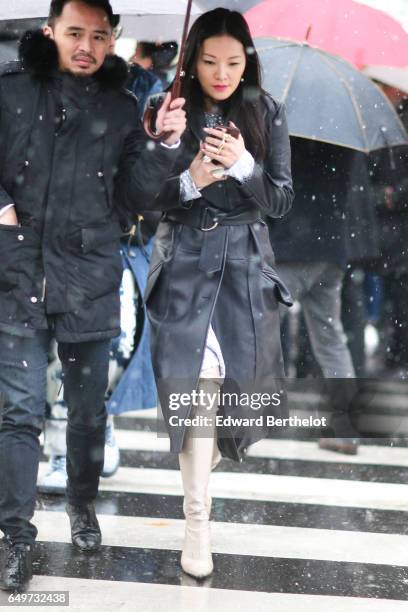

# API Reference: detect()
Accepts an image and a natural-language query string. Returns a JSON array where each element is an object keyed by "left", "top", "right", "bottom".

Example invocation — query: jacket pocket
[
  {"left": 261, "top": 266, "right": 293, "bottom": 307},
  {"left": 0, "top": 224, "right": 29, "bottom": 291},
  {"left": 68, "top": 224, "right": 123, "bottom": 303},
  {"left": 81, "top": 223, "right": 123, "bottom": 253}
]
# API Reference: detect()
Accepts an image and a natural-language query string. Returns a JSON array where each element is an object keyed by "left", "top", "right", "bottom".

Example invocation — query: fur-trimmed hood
[{"left": 18, "top": 29, "right": 129, "bottom": 89}]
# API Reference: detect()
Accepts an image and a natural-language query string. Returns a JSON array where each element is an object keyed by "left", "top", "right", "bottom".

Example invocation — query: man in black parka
[{"left": 0, "top": 0, "right": 186, "bottom": 591}]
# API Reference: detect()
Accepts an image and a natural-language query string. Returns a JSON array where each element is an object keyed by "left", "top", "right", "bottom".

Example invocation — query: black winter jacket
[{"left": 0, "top": 31, "right": 179, "bottom": 342}]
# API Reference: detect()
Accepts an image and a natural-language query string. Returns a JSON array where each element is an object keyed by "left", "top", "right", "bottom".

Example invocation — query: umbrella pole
[{"left": 143, "top": 0, "right": 193, "bottom": 141}]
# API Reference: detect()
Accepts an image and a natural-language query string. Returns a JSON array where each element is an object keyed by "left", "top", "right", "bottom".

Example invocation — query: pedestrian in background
[{"left": 269, "top": 139, "right": 360, "bottom": 454}]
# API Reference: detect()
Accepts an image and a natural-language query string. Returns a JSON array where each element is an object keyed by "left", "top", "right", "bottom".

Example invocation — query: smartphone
[{"left": 223, "top": 125, "right": 240, "bottom": 139}]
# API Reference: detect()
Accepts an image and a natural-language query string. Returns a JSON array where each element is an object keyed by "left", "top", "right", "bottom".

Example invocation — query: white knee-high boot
[
  {"left": 179, "top": 367, "right": 221, "bottom": 578},
  {"left": 205, "top": 441, "right": 222, "bottom": 516}
]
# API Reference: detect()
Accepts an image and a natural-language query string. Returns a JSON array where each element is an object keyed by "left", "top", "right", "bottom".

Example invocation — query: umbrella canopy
[
  {"left": 246, "top": 0, "right": 408, "bottom": 69},
  {"left": 363, "top": 65, "right": 408, "bottom": 95},
  {"left": 0, "top": 1, "right": 202, "bottom": 40},
  {"left": 255, "top": 37, "right": 408, "bottom": 152},
  {"left": 0, "top": 40, "right": 18, "bottom": 62},
  {"left": 195, "top": 0, "right": 258, "bottom": 9}
]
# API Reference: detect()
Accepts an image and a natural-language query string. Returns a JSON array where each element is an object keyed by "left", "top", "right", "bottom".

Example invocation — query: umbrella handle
[
  {"left": 142, "top": 78, "right": 183, "bottom": 141},
  {"left": 143, "top": 93, "right": 173, "bottom": 142},
  {"left": 142, "top": 0, "right": 193, "bottom": 141}
]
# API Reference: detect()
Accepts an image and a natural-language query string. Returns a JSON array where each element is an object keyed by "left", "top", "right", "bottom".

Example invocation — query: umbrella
[
  {"left": 0, "top": 1, "right": 202, "bottom": 41},
  {"left": 0, "top": 40, "right": 18, "bottom": 62},
  {"left": 195, "top": 0, "right": 258, "bottom": 9},
  {"left": 255, "top": 37, "right": 408, "bottom": 152},
  {"left": 246, "top": 0, "right": 408, "bottom": 69},
  {"left": 363, "top": 65, "right": 408, "bottom": 95}
]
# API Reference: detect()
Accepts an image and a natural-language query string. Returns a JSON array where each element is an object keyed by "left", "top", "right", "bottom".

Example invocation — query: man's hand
[
  {"left": 156, "top": 93, "right": 187, "bottom": 146},
  {"left": 189, "top": 149, "right": 227, "bottom": 190},
  {"left": 0, "top": 207, "right": 18, "bottom": 226}
]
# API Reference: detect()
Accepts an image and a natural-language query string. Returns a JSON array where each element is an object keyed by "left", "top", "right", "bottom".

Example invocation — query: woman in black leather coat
[{"left": 145, "top": 8, "right": 294, "bottom": 579}]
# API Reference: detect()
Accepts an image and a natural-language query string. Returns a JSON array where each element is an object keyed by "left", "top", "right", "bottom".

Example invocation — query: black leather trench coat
[{"left": 145, "top": 95, "right": 294, "bottom": 460}]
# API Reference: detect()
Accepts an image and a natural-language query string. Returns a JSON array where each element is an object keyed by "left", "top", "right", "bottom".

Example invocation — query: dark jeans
[{"left": 0, "top": 330, "right": 110, "bottom": 545}]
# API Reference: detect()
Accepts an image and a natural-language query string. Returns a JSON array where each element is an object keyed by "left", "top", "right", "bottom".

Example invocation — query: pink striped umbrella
[{"left": 245, "top": 0, "right": 408, "bottom": 68}]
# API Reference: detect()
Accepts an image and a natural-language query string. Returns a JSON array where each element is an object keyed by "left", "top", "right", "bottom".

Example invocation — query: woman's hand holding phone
[{"left": 201, "top": 121, "right": 245, "bottom": 169}]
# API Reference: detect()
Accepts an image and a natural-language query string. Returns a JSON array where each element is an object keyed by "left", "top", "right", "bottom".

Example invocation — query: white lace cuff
[
  {"left": 160, "top": 140, "right": 181, "bottom": 149},
  {"left": 225, "top": 149, "right": 255, "bottom": 183},
  {"left": 180, "top": 170, "right": 201, "bottom": 202}
]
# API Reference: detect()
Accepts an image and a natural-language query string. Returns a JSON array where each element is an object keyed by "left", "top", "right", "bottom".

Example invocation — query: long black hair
[{"left": 180, "top": 8, "right": 269, "bottom": 161}]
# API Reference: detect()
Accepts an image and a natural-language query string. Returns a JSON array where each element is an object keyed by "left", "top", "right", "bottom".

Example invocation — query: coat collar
[{"left": 18, "top": 29, "right": 128, "bottom": 90}]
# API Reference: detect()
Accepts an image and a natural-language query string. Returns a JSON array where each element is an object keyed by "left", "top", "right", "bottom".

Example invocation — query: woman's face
[{"left": 195, "top": 35, "right": 247, "bottom": 105}]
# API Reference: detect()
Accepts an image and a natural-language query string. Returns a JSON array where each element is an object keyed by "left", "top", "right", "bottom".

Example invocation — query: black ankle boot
[
  {"left": 1, "top": 540, "right": 32, "bottom": 591},
  {"left": 66, "top": 502, "right": 101, "bottom": 552}
]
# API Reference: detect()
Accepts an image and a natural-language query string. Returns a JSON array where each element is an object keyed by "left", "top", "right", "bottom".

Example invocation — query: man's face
[{"left": 43, "top": 1, "right": 112, "bottom": 76}]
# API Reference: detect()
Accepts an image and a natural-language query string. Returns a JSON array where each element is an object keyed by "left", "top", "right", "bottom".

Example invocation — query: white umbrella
[
  {"left": 0, "top": 1, "right": 202, "bottom": 40},
  {"left": 0, "top": 40, "right": 18, "bottom": 62},
  {"left": 363, "top": 65, "right": 408, "bottom": 95}
]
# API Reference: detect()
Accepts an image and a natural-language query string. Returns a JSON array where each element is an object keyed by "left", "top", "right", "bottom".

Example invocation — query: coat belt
[
  {"left": 163, "top": 205, "right": 260, "bottom": 231},
  {"left": 163, "top": 205, "right": 261, "bottom": 274}
]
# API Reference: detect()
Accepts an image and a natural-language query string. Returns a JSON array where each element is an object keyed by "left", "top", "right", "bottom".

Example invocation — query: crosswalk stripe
[
  {"left": 37, "top": 463, "right": 408, "bottom": 511},
  {"left": 4, "top": 576, "right": 407, "bottom": 612},
  {"left": 112, "top": 429, "right": 408, "bottom": 467},
  {"left": 19, "top": 540, "right": 408, "bottom": 600},
  {"left": 38, "top": 489, "right": 408, "bottom": 535},
  {"left": 87, "top": 447, "right": 408, "bottom": 485},
  {"left": 33, "top": 511, "right": 408, "bottom": 567}
]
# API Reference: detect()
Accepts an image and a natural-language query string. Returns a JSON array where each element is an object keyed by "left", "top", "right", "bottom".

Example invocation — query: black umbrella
[{"left": 255, "top": 37, "right": 408, "bottom": 152}]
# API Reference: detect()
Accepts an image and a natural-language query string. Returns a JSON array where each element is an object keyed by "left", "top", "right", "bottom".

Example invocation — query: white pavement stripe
[
  {"left": 112, "top": 429, "right": 408, "bottom": 468},
  {"left": 115, "top": 429, "right": 170, "bottom": 452},
  {"left": 37, "top": 463, "right": 408, "bottom": 511},
  {"left": 33, "top": 511, "right": 408, "bottom": 567},
  {"left": 3, "top": 576, "right": 406, "bottom": 612},
  {"left": 248, "top": 438, "right": 408, "bottom": 466},
  {"left": 117, "top": 407, "right": 158, "bottom": 419}
]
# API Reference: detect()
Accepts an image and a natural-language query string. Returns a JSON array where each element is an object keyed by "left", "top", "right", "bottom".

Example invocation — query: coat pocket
[
  {"left": 143, "top": 221, "right": 176, "bottom": 310},
  {"left": 261, "top": 266, "right": 293, "bottom": 307}
]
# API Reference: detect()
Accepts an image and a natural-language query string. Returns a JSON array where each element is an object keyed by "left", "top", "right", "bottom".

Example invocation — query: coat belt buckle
[{"left": 201, "top": 208, "right": 219, "bottom": 232}]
